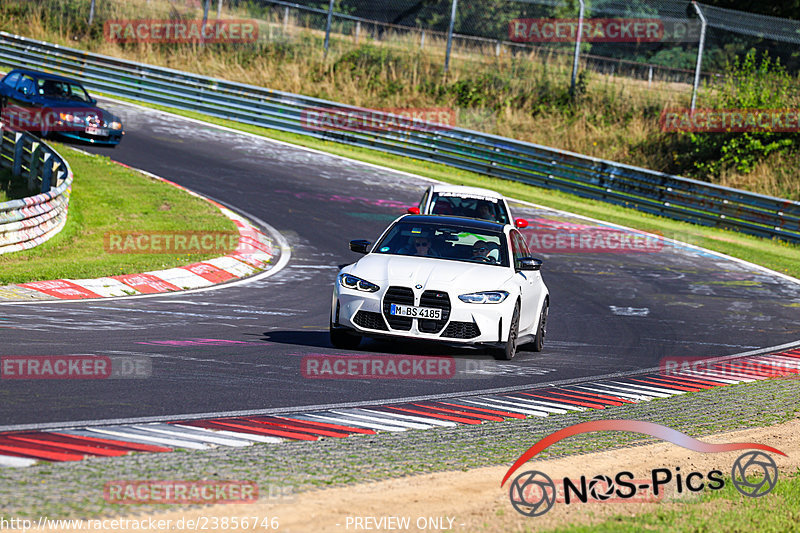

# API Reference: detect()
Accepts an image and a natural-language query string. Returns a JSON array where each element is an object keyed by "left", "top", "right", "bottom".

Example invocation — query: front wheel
[
  {"left": 330, "top": 322, "right": 362, "bottom": 350},
  {"left": 530, "top": 299, "right": 548, "bottom": 352},
  {"left": 493, "top": 302, "right": 520, "bottom": 360}
]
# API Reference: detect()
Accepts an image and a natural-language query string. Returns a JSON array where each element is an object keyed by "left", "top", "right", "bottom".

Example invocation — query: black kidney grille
[
  {"left": 418, "top": 290, "right": 451, "bottom": 333},
  {"left": 383, "top": 286, "right": 414, "bottom": 331},
  {"left": 441, "top": 321, "right": 481, "bottom": 339}
]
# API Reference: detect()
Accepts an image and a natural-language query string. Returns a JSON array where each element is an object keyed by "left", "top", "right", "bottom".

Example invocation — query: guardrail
[
  {"left": 1, "top": 31, "right": 798, "bottom": 243},
  {"left": 0, "top": 124, "right": 72, "bottom": 254}
]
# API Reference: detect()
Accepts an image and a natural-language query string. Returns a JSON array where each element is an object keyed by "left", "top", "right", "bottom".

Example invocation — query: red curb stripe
[
  {"left": 519, "top": 392, "right": 606, "bottom": 409},
  {"left": 383, "top": 406, "right": 484, "bottom": 424},
  {"left": 549, "top": 388, "right": 625, "bottom": 406},
  {"left": 410, "top": 403, "right": 504, "bottom": 421},
  {"left": 639, "top": 375, "right": 715, "bottom": 390},
  {"left": 238, "top": 417, "right": 350, "bottom": 438},
  {"left": 181, "top": 420, "right": 318, "bottom": 441},
  {"left": 556, "top": 388, "right": 635, "bottom": 403},
  {"left": 0, "top": 439, "right": 84, "bottom": 461},
  {"left": 437, "top": 401, "right": 526, "bottom": 419},
  {"left": 276, "top": 417, "right": 376, "bottom": 435},
  {"left": 709, "top": 364, "right": 770, "bottom": 379},
  {"left": 51, "top": 432, "right": 172, "bottom": 452},
  {"left": 5, "top": 435, "right": 128, "bottom": 457},
  {"left": 628, "top": 378, "right": 701, "bottom": 392}
]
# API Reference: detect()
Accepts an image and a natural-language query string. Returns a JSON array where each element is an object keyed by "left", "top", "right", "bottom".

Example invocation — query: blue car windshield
[
  {"left": 374, "top": 221, "right": 509, "bottom": 267},
  {"left": 37, "top": 79, "right": 92, "bottom": 103}
]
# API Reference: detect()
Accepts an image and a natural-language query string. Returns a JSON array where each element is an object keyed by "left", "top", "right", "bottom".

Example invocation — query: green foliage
[{"left": 674, "top": 50, "right": 799, "bottom": 176}]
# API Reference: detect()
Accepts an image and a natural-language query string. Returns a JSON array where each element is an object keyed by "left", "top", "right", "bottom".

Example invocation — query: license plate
[
  {"left": 85, "top": 127, "right": 108, "bottom": 136},
  {"left": 389, "top": 304, "right": 442, "bottom": 320}
]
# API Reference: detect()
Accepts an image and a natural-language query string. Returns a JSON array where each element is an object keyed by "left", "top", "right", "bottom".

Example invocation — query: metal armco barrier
[
  {"left": 0, "top": 124, "right": 72, "bottom": 254},
  {"left": 1, "top": 31, "right": 798, "bottom": 243}
]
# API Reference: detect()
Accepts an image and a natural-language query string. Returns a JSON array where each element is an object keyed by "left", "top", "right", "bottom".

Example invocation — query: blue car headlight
[
  {"left": 458, "top": 291, "right": 509, "bottom": 304},
  {"left": 339, "top": 274, "right": 380, "bottom": 293}
]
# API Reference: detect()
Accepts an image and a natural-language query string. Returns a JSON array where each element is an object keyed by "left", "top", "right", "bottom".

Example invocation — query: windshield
[
  {"left": 374, "top": 220, "right": 509, "bottom": 266},
  {"left": 36, "top": 78, "right": 92, "bottom": 102},
  {"left": 429, "top": 193, "right": 509, "bottom": 224}
]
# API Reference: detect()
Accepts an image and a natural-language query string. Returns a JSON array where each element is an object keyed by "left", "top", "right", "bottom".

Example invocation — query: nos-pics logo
[{"left": 501, "top": 420, "right": 783, "bottom": 517}]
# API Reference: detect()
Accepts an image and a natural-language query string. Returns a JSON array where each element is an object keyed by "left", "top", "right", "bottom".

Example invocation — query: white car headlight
[
  {"left": 338, "top": 274, "right": 380, "bottom": 293},
  {"left": 109, "top": 121, "right": 123, "bottom": 130},
  {"left": 458, "top": 291, "right": 509, "bottom": 304}
]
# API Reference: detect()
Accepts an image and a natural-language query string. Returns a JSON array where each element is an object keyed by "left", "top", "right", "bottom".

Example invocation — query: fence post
[
  {"left": 420, "top": 29, "right": 425, "bottom": 49},
  {"left": 689, "top": 1, "right": 707, "bottom": 111},
  {"left": 88, "top": 0, "right": 95, "bottom": 25},
  {"left": 41, "top": 153, "right": 53, "bottom": 192},
  {"left": 648, "top": 65, "right": 653, "bottom": 86},
  {"left": 201, "top": 0, "right": 211, "bottom": 46},
  {"left": 444, "top": 0, "right": 458, "bottom": 73},
  {"left": 283, "top": 7, "right": 289, "bottom": 32},
  {"left": 355, "top": 21, "right": 361, "bottom": 44},
  {"left": 28, "top": 142, "right": 42, "bottom": 191},
  {"left": 12, "top": 133, "right": 24, "bottom": 177},
  {"left": 569, "top": 0, "right": 585, "bottom": 98},
  {"left": 495, "top": 40, "right": 501, "bottom": 57},
  {"left": 324, "top": 0, "right": 334, "bottom": 57}
]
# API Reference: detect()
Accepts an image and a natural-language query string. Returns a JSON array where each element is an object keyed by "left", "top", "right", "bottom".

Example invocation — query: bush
[{"left": 674, "top": 50, "right": 799, "bottom": 176}]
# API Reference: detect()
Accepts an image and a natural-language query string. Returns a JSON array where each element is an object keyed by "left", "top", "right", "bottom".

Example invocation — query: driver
[
  {"left": 471, "top": 241, "right": 498, "bottom": 263},
  {"left": 400, "top": 234, "right": 439, "bottom": 257}
]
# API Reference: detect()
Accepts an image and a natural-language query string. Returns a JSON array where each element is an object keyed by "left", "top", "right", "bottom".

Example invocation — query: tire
[
  {"left": 330, "top": 322, "right": 361, "bottom": 350},
  {"left": 493, "top": 302, "right": 520, "bottom": 361},
  {"left": 531, "top": 299, "right": 548, "bottom": 352}
]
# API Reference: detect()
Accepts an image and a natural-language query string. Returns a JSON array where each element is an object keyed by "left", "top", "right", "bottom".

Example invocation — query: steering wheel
[{"left": 470, "top": 255, "right": 494, "bottom": 263}]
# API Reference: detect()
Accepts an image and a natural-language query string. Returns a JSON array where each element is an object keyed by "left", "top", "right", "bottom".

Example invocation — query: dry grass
[{"left": 3, "top": 0, "right": 798, "bottom": 199}]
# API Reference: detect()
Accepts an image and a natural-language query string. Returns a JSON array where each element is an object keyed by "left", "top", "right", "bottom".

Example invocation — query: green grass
[
  {"left": 0, "top": 145, "right": 238, "bottom": 284},
  {"left": 99, "top": 93, "right": 800, "bottom": 280},
  {"left": 549, "top": 469, "right": 800, "bottom": 532}
]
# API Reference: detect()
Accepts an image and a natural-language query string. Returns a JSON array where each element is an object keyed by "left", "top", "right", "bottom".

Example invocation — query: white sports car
[
  {"left": 407, "top": 184, "right": 529, "bottom": 228},
  {"left": 330, "top": 215, "right": 549, "bottom": 360}
]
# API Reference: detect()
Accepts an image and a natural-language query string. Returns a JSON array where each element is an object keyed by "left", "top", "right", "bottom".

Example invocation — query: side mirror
[
  {"left": 518, "top": 257, "right": 542, "bottom": 271},
  {"left": 407, "top": 207, "right": 420, "bottom": 214},
  {"left": 349, "top": 239, "right": 371, "bottom": 254},
  {"left": 515, "top": 218, "right": 529, "bottom": 229},
  {"left": 90, "top": 98, "right": 97, "bottom": 105}
]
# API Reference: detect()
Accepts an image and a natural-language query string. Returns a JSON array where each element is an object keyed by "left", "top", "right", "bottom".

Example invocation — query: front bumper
[
  {"left": 333, "top": 284, "right": 515, "bottom": 345},
  {"left": 56, "top": 129, "right": 123, "bottom": 146}
]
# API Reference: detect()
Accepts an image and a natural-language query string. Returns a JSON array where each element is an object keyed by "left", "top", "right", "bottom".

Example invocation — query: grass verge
[
  {"left": 100, "top": 94, "right": 800, "bottom": 280},
  {"left": 0, "top": 144, "right": 238, "bottom": 285}
]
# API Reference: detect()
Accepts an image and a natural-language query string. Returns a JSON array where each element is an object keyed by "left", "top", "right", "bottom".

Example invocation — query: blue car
[{"left": 0, "top": 68, "right": 123, "bottom": 146}]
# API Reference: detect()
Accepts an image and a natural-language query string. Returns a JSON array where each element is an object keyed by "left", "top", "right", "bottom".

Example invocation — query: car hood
[{"left": 347, "top": 254, "right": 514, "bottom": 292}]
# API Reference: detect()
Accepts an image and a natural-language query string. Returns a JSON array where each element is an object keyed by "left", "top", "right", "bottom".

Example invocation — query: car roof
[
  {"left": 399, "top": 214, "right": 508, "bottom": 232},
  {"left": 428, "top": 184, "right": 504, "bottom": 200},
  {"left": 4, "top": 68, "right": 81, "bottom": 84}
]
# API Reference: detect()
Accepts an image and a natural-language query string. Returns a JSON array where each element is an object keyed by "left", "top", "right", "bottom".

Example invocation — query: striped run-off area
[{"left": 2, "top": 349, "right": 799, "bottom": 467}]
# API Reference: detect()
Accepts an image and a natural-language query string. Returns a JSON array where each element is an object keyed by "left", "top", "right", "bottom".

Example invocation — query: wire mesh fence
[{"left": 218, "top": 0, "right": 798, "bottom": 100}]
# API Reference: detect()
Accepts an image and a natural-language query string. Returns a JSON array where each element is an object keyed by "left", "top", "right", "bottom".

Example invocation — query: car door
[{"left": 510, "top": 229, "right": 539, "bottom": 333}]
